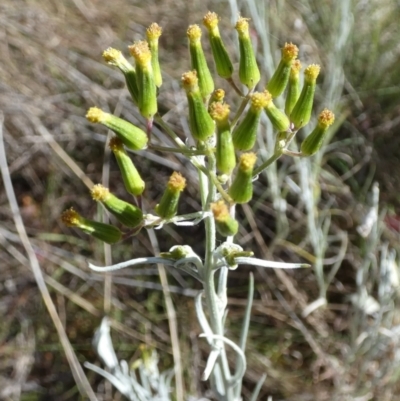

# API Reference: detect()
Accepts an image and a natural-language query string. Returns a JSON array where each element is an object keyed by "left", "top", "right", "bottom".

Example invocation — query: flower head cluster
[{"left": 62, "top": 11, "right": 334, "bottom": 244}]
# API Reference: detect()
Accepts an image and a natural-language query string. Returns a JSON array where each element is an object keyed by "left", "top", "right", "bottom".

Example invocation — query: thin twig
[
  {"left": 231, "top": 91, "right": 251, "bottom": 127},
  {"left": 226, "top": 77, "right": 244, "bottom": 97},
  {"left": 253, "top": 151, "right": 282, "bottom": 177}
]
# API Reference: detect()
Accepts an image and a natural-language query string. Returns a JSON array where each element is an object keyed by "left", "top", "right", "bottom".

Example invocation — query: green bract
[
  {"left": 285, "top": 59, "right": 302, "bottom": 115},
  {"left": 301, "top": 109, "right": 335, "bottom": 156},
  {"left": 102, "top": 48, "right": 139, "bottom": 104},
  {"left": 187, "top": 24, "right": 214, "bottom": 98},
  {"left": 263, "top": 91, "right": 291, "bottom": 132},
  {"left": 229, "top": 153, "right": 257, "bottom": 204},
  {"left": 61, "top": 208, "right": 122, "bottom": 244},
  {"left": 267, "top": 42, "right": 299, "bottom": 98},
  {"left": 86, "top": 107, "right": 148, "bottom": 150},
  {"left": 233, "top": 91, "right": 269, "bottom": 151},
  {"left": 290, "top": 64, "right": 321, "bottom": 129},
  {"left": 203, "top": 12, "right": 234, "bottom": 79},
  {"left": 212, "top": 201, "right": 239, "bottom": 237},
  {"left": 155, "top": 172, "right": 186, "bottom": 219},
  {"left": 129, "top": 41, "right": 158, "bottom": 119},
  {"left": 209, "top": 102, "right": 236, "bottom": 175},
  {"left": 146, "top": 23, "right": 163, "bottom": 88},
  {"left": 91, "top": 185, "right": 143, "bottom": 227},
  {"left": 235, "top": 17, "right": 260, "bottom": 89},
  {"left": 182, "top": 70, "right": 215, "bottom": 141},
  {"left": 109, "top": 137, "right": 145, "bottom": 196}
]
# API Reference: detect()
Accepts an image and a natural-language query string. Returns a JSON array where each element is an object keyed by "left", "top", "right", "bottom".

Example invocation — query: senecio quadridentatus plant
[{"left": 61, "top": 11, "right": 335, "bottom": 401}]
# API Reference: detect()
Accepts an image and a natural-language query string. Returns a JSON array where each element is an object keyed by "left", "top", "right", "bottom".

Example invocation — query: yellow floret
[
  {"left": 282, "top": 43, "right": 299, "bottom": 62},
  {"left": 209, "top": 102, "right": 230, "bottom": 122},
  {"left": 203, "top": 11, "right": 219, "bottom": 30},
  {"left": 102, "top": 48, "right": 122, "bottom": 63},
  {"left": 146, "top": 23, "right": 162, "bottom": 40},
  {"left": 167, "top": 172, "right": 186, "bottom": 192},
  {"left": 291, "top": 59, "right": 302, "bottom": 75},
  {"left": 250, "top": 91, "right": 271, "bottom": 110},
  {"left": 91, "top": 184, "right": 110, "bottom": 202},
  {"left": 86, "top": 107, "right": 107, "bottom": 123},
  {"left": 108, "top": 136, "right": 124, "bottom": 152},
  {"left": 128, "top": 41, "right": 151, "bottom": 66},
  {"left": 318, "top": 109, "right": 335, "bottom": 127},
  {"left": 211, "top": 200, "right": 230, "bottom": 222},
  {"left": 235, "top": 16, "right": 250, "bottom": 35},
  {"left": 61, "top": 208, "right": 81, "bottom": 227},
  {"left": 187, "top": 24, "right": 202, "bottom": 41},
  {"left": 304, "top": 64, "right": 321, "bottom": 82},
  {"left": 239, "top": 152, "right": 257, "bottom": 172},
  {"left": 181, "top": 70, "right": 198, "bottom": 91},
  {"left": 262, "top": 90, "right": 273, "bottom": 108},
  {"left": 213, "top": 89, "right": 225, "bottom": 101}
]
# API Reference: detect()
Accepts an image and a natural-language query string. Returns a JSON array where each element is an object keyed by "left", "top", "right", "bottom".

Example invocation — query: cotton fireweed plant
[{"left": 61, "top": 12, "right": 335, "bottom": 401}]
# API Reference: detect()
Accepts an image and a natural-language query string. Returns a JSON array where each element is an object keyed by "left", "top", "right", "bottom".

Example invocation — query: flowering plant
[{"left": 61, "top": 11, "right": 334, "bottom": 401}]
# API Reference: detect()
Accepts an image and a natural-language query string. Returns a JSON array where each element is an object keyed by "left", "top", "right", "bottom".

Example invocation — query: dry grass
[{"left": 1, "top": 0, "right": 400, "bottom": 400}]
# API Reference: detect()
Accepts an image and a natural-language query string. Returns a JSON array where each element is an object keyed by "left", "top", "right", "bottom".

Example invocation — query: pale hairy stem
[{"left": 200, "top": 153, "right": 235, "bottom": 400}]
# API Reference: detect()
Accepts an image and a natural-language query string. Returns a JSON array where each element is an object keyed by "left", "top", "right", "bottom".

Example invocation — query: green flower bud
[
  {"left": 102, "top": 48, "right": 139, "bottom": 104},
  {"left": 274, "top": 131, "right": 288, "bottom": 153},
  {"left": 203, "top": 12, "right": 233, "bottom": 79},
  {"left": 146, "top": 23, "right": 163, "bottom": 87},
  {"left": 210, "top": 88, "right": 225, "bottom": 103},
  {"left": 160, "top": 245, "right": 192, "bottom": 260},
  {"left": 109, "top": 137, "right": 145, "bottom": 196},
  {"left": 235, "top": 17, "right": 260, "bottom": 89},
  {"left": 290, "top": 64, "right": 321, "bottom": 129},
  {"left": 208, "top": 88, "right": 225, "bottom": 112},
  {"left": 86, "top": 107, "right": 148, "bottom": 150},
  {"left": 263, "top": 90, "right": 291, "bottom": 132},
  {"left": 225, "top": 250, "right": 254, "bottom": 269},
  {"left": 128, "top": 41, "right": 158, "bottom": 119},
  {"left": 155, "top": 172, "right": 186, "bottom": 219},
  {"left": 232, "top": 91, "right": 269, "bottom": 151},
  {"left": 285, "top": 59, "right": 302, "bottom": 115},
  {"left": 211, "top": 200, "right": 239, "bottom": 237},
  {"left": 300, "top": 109, "right": 335, "bottom": 156},
  {"left": 182, "top": 71, "right": 215, "bottom": 141},
  {"left": 187, "top": 24, "right": 214, "bottom": 98},
  {"left": 91, "top": 184, "right": 143, "bottom": 227},
  {"left": 61, "top": 207, "right": 121, "bottom": 244},
  {"left": 209, "top": 102, "right": 236, "bottom": 175},
  {"left": 266, "top": 42, "right": 299, "bottom": 98},
  {"left": 229, "top": 152, "right": 257, "bottom": 204}
]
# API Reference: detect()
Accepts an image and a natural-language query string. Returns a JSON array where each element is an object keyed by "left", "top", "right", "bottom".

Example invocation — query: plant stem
[
  {"left": 148, "top": 144, "right": 205, "bottom": 155},
  {"left": 203, "top": 153, "right": 218, "bottom": 333},
  {"left": 231, "top": 89, "right": 252, "bottom": 127},
  {"left": 226, "top": 77, "right": 244, "bottom": 97},
  {"left": 200, "top": 153, "right": 235, "bottom": 400},
  {"left": 155, "top": 114, "right": 232, "bottom": 203},
  {"left": 154, "top": 114, "right": 187, "bottom": 150},
  {"left": 253, "top": 150, "right": 283, "bottom": 177}
]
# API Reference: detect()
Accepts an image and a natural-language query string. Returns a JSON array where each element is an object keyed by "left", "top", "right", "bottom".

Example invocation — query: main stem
[{"left": 199, "top": 153, "right": 235, "bottom": 400}]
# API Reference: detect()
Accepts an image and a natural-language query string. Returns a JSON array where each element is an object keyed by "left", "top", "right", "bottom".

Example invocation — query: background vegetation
[{"left": 1, "top": 0, "right": 400, "bottom": 400}]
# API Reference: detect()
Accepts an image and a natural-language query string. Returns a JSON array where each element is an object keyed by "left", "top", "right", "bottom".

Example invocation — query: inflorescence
[{"left": 62, "top": 12, "right": 335, "bottom": 245}]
